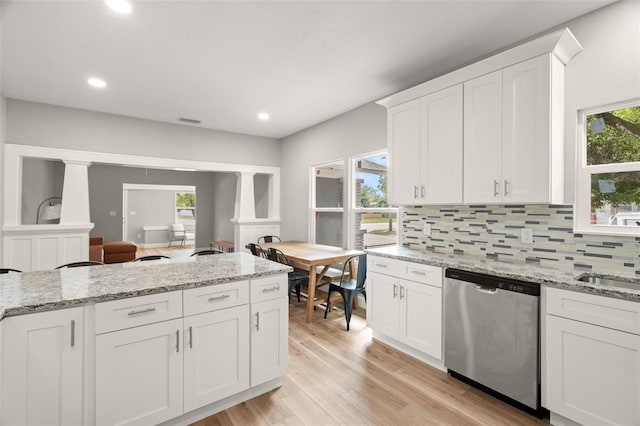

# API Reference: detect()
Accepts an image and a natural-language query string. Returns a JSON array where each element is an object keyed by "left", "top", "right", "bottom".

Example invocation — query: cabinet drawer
[
  {"left": 368, "top": 256, "right": 401, "bottom": 276},
  {"left": 183, "top": 280, "right": 249, "bottom": 316},
  {"left": 250, "top": 274, "right": 288, "bottom": 303},
  {"left": 401, "top": 262, "right": 443, "bottom": 287},
  {"left": 95, "top": 291, "right": 183, "bottom": 334},
  {"left": 546, "top": 287, "right": 640, "bottom": 335}
]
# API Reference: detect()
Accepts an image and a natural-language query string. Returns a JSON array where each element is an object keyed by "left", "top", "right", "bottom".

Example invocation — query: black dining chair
[
  {"left": 324, "top": 253, "right": 367, "bottom": 331},
  {"left": 0, "top": 268, "right": 22, "bottom": 274},
  {"left": 257, "top": 235, "right": 281, "bottom": 244},
  {"left": 55, "top": 261, "right": 104, "bottom": 269},
  {"left": 247, "top": 243, "right": 266, "bottom": 258},
  {"left": 133, "top": 255, "right": 171, "bottom": 261},
  {"left": 190, "top": 249, "right": 223, "bottom": 256},
  {"left": 266, "top": 247, "right": 307, "bottom": 303}
]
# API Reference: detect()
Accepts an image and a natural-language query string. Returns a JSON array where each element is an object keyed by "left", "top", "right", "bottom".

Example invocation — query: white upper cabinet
[
  {"left": 388, "top": 85, "right": 463, "bottom": 205},
  {"left": 465, "top": 54, "right": 561, "bottom": 203},
  {"left": 380, "top": 28, "right": 581, "bottom": 206}
]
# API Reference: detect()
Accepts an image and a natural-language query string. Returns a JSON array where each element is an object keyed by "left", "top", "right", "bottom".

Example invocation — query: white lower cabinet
[
  {"left": 1, "top": 307, "right": 84, "bottom": 426},
  {"left": 250, "top": 297, "right": 289, "bottom": 386},
  {"left": 183, "top": 305, "right": 250, "bottom": 412},
  {"left": 545, "top": 287, "right": 640, "bottom": 426},
  {"left": 96, "top": 318, "right": 184, "bottom": 426},
  {"left": 368, "top": 257, "right": 443, "bottom": 362}
]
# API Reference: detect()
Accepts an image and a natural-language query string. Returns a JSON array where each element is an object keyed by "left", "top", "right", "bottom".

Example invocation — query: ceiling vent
[{"left": 178, "top": 117, "right": 201, "bottom": 124}]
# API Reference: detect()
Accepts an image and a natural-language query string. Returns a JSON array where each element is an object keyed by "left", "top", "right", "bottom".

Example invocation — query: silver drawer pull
[
  {"left": 208, "top": 294, "right": 230, "bottom": 302},
  {"left": 410, "top": 270, "right": 426, "bottom": 276},
  {"left": 70, "top": 320, "right": 75, "bottom": 348},
  {"left": 262, "top": 286, "right": 280, "bottom": 293},
  {"left": 375, "top": 263, "right": 388, "bottom": 268},
  {"left": 128, "top": 307, "right": 156, "bottom": 316}
]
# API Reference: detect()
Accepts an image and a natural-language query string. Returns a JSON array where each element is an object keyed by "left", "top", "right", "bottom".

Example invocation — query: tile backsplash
[{"left": 403, "top": 204, "right": 638, "bottom": 275}]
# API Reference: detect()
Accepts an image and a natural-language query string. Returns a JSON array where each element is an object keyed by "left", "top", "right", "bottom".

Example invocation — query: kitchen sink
[{"left": 576, "top": 273, "right": 640, "bottom": 291}]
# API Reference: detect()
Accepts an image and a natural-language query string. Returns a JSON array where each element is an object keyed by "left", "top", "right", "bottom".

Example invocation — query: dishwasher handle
[{"left": 474, "top": 284, "right": 497, "bottom": 295}]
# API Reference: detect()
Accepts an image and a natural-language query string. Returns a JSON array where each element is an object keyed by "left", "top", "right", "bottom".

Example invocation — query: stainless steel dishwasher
[{"left": 444, "top": 268, "right": 541, "bottom": 413}]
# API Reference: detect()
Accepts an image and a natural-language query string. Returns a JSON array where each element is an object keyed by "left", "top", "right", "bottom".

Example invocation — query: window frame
[
  {"left": 175, "top": 191, "right": 196, "bottom": 224},
  {"left": 575, "top": 98, "right": 640, "bottom": 235},
  {"left": 309, "top": 159, "right": 345, "bottom": 244}
]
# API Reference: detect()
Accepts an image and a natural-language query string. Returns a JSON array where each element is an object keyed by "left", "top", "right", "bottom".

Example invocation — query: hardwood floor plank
[{"left": 190, "top": 300, "right": 547, "bottom": 426}]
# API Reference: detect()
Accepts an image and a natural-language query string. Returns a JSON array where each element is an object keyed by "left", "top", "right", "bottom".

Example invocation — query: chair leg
[
  {"left": 296, "top": 284, "right": 301, "bottom": 302},
  {"left": 343, "top": 291, "right": 357, "bottom": 331},
  {"left": 324, "top": 287, "right": 333, "bottom": 319}
]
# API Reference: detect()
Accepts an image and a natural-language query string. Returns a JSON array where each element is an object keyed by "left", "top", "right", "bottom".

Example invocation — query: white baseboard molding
[
  {"left": 159, "top": 377, "right": 284, "bottom": 426},
  {"left": 371, "top": 331, "right": 445, "bottom": 372}
]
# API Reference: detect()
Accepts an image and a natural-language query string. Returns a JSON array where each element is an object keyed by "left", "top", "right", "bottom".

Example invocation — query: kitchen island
[{"left": 0, "top": 252, "right": 291, "bottom": 426}]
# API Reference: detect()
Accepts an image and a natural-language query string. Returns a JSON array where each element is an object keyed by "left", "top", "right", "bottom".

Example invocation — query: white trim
[
  {"left": 574, "top": 98, "right": 640, "bottom": 236},
  {"left": 376, "top": 28, "right": 582, "bottom": 108},
  {"left": 123, "top": 183, "right": 196, "bottom": 192},
  {"left": 310, "top": 159, "right": 345, "bottom": 245}
]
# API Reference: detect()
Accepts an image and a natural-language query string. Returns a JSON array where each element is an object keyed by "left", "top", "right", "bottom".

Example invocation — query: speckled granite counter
[
  {"left": 367, "top": 246, "right": 640, "bottom": 302},
  {"left": 0, "top": 252, "right": 291, "bottom": 319}
]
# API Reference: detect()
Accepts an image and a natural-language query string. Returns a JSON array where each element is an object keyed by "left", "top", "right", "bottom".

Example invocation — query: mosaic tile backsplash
[{"left": 403, "top": 205, "right": 639, "bottom": 275}]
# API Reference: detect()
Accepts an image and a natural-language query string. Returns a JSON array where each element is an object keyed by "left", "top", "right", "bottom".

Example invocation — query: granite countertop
[
  {"left": 0, "top": 252, "right": 291, "bottom": 319},
  {"left": 366, "top": 245, "right": 640, "bottom": 303}
]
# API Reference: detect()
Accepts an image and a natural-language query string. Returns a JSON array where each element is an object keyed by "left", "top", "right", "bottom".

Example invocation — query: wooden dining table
[{"left": 259, "top": 241, "right": 364, "bottom": 322}]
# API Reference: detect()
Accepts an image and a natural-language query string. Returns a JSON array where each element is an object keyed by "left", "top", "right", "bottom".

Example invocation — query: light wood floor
[
  {"left": 136, "top": 245, "right": 195, "bottom": 259},
  {"left": 191, "top": 301, "right": 548, "bottom": 426}
]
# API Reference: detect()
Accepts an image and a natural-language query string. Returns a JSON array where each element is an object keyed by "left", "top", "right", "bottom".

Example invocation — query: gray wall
[
  {"left": 125, "top": 189, "right": 177, "bottom": 245},
  {"left": 6, "top": 99, "right": 281, "bottom": 167},
  {"left": 280, "top": 102, "right": 387, "bottom": 243},
  {"left": 88, "top": 164, "right": 235, "bottom": 247},
  {"left": 21, "top": 158, "right": 64, "bottom": 224}
]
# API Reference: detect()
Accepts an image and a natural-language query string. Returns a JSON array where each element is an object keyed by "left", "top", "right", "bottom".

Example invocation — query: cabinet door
[
  {"left": 368, "top": 271, "right": 400, "bottom": 338},
  {"left": 421, "top": 84, "right": 463, "bottom": 203},
  {"left": 399, "top": 280, "right": 442, "bottom": 360},
  {"left": 1, "top": 307, "right": 84, "bottom": 426},
  {"left": 503, "top": 54, "right": 551, "bottom": 202},
  {"left": 251, "top": 297, "right": 288, "bottom": 386},
  {"left": 96, "top": 318, "right": 183, "bottom": 426},
  {"left": 546, "top": 315, "right": 640, "bottom": 426},
  {"left": 388, "top": 99, "right": 422, "bottom": 205},
  {"left": 464, "top": 70, "right": 503, "bottom": 203},
  {"left": 183, "top": 305, "right": 250, "bottom": 412}
]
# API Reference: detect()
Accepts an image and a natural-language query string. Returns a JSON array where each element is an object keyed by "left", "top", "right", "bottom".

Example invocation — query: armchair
[{"left": 168, "top": 223, "right": 195, "bottom": 247}]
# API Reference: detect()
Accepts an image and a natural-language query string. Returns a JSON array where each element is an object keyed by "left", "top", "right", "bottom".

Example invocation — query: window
[
  {"left": 175, "top": 192, "right": 196, "bottom": 223},
  {"left": 576, "top": 100, "right": 640, "bottom": 234},
  {"left": 352, "top": 151, "right": 398, "bottom": 249},
  {"left": 311, "top": 160, "right": 344, "bottom": 246}
]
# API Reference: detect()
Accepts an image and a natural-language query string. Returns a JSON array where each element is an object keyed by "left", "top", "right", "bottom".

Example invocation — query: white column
[
  {"left": 234, "top": 172, "right": 256, "bottom": 220},
  {"left": 60, "top": 161, "right": 92, "bottom": 224}
]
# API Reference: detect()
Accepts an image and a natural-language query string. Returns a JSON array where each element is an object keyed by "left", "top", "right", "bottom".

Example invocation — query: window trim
[
  {"left": 575, "top": 98, "right": 640, "bottom": 235},
  {"left": 310, "top": 159, "right": 345, "bottom": 244}
]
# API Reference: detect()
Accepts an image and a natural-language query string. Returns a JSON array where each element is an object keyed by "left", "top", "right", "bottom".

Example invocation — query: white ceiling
[{"left": 1, "top": 0, "right": 614, "bottom": 139}]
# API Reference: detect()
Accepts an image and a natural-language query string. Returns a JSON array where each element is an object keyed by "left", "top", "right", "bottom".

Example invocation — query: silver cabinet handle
[
  {"left": 421, "top": 185, "right": 425, "bottom": 198},
  {"left": 375, "top": 263, "right": 388, "bottom": 268},
  {"left": 256, "top": 312, "right": 260, "bottom": 331},
  {"left": 262, "top": 286, "right": 279, "bottom": 293},
  {"left": 504, "top": 179, "right": 509, "bottom": 196},
  {"left": 410, "top": 270, "right": 426, "bottom": 276},
  {"left": 414, "top": 185, "right": 418, "bottom": 198},
  {"left": 176, "top": 330, "right": 180, "bottom": 353},
  {"left": 400, "top": 285, "right": 405, "bottom": 300},
  {"left": 70, "top": 320, "right": 75, "bottom": 348},
  {"left": 128, "top": 307, "right": 156, "bottom": 316},
  {"left": 209, "top": 294, "right": 230, "bottom": 302},
  {"left": 493, "top": 180, "right": 499, "bottom": 196},
  {"left": 188, "top": 326, "right": 193, "bottom": 349},
  {"left": 393, "top": 284, "right": 398, "bottom": 298}
]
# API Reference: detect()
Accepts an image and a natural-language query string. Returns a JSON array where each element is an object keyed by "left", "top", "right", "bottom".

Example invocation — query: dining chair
[
  {"left": 133, "top": 255, "right": 171, "bottom": 261},
  {"left": 55, "top": 261, "right": 104, "bottom": 269},
  {"left": 247, "top": 243, "right": 266, "bottom": 258},
  {"left": 191, "top": 249, "right": 223, "bottom": 256},
  {"left": 0, "top": 268, "right": 22, "bottom": 274},
  {"left": 324, "top": 253, "right": 367, "bottom": 331},
  {"left": 266, "top": 247, "right": 307, "bottom": 303},
  {"left": 257, "top": 235, "right": 281, "bottom": 244}
]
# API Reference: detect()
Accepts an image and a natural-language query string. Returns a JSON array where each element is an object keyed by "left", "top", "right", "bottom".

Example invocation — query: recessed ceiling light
[
  {"left": 258, "top": 112, "right": 270, "bottom": 121},
  {"left": 88, "top": 77, "right": 107, "bottom": 88},
  {"left": 105, "top": 0, "right": 132, "bottom": 14}
]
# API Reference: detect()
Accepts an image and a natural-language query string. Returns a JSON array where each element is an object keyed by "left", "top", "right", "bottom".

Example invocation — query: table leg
[{"left": 306, "top": 266, "right": 316, "bottom": 322}]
